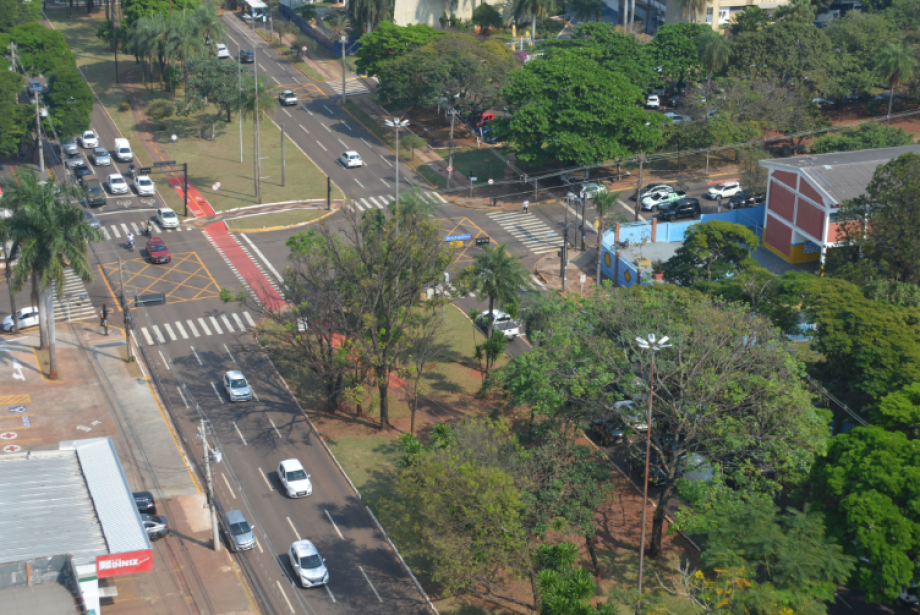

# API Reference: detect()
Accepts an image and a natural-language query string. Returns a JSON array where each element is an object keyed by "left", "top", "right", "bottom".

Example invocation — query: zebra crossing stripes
[
  {"left": 327, "top": 79, "right": 372, "bottom": 96},
  {"left": 139, "top": 312, "right": 257, "bottom": 346},
  {"left": 101, "top": 223, "right": 193, "bottom": 241},
  {"left": 486, "top": 211, "right": 564, "bottom": 255},
  {"left": 54, "top": 268, "right": 97, "bottom": 322},
  {"left": 349, "top": 191, "right": 447, "bottom": 212}
]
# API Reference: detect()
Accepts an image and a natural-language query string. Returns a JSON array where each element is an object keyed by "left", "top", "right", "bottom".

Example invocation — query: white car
[
  {"left": 2, "top": 306, "right": 39, "bottom": 332},
  {"left": 580, "top": 182, "right": 607, "bottom": 199},
  {"left": 222, "top": 370, "right": 253, "bottom": 402},
  {"left": 706, "top": 181, "right": 741, "bottom": 199},
  {"left": 156, "top": 207, "right": 179, "bottom": 228},
  {"left": 289, "top": 540, "right": 329, "bottom": 588},
  {"left": 216, "top": 43, "right": 230, "bottom": 59},
  {"left": 339, "top": 151, "right": 363, "bottom": 168},
  {"left": 135, "top": 175, "right": 155, "bottom": 196},
  {"left": 107, "top": 173, "right": 128, "bottom": 194},
  {"left": 277, "top": 459, "right": 312, "bottom": 498},
  {"left": 79, "top": 130, "right": 99, "bottom": 148},
  {"left": 646, "top": 95, "right": 660, "bottom": 109},
  {"left": 615, "top": 400, "right": 650, "bottom": 431}
]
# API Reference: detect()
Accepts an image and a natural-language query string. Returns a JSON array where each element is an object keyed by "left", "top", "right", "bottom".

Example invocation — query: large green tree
[
  {"left": 456, "top": 243, "right": 529, "bottom": 338},
  {"left": 662, "top": 221, "right": 760, "bottom": 286},
  {"left": 826, "top": 12, "right": 901, "bottom": 95},
  {"left": 44, "top": 65, "right": 94, "bottom": 139},
  {"left": 877, "top": 383, "right": 920, "bottom": 439},
  {"left": 121, "top": 0, "right": 198, "bottom": 29},
  {"left": 178, "top": 56, "right": 241, "bottom": 122},
  {"left": 7, "top": 23, "right": 74, "bottom": 75},
  {"left": 646, "top": 22, "right": 711, "bottom": 85},
  {"left": 0, "top": 71, "right": 31, "bottom": 156},
  {"left": 876, "top": 42, "right": 916, "bottom": 122},
  {"left": 544, "top": 22, "right": 656, "bottom": 89},
  {"left": 0, "top": 0, "right": 39, "bottom": 34},
  {"left": 354, "top": 22, "right": 441, "bottom": 77}
]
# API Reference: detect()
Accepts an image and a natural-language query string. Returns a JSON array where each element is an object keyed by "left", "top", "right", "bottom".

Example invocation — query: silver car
[
  {"left": 222, "top": 370, "right": 253, "bottom": 402},
  {"left": 61, "top": 138, "right": 79, "bottom": 157},
  {"left": 91, "top": 147, "right": 111, "bottom": 166},
  {"left": 289, "top": 540, "right": 329, "bottom": 587},
  {"left": 222, "top": 509, "right": 255, "bottom": 551}
]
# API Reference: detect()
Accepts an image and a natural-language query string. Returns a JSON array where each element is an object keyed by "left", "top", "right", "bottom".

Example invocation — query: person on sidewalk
[
  {"left": 523, "top": 200, "right": 530, "bottom": 214},
  {"left": 100, "top": 304, "right": 107, "bottom": 327}
]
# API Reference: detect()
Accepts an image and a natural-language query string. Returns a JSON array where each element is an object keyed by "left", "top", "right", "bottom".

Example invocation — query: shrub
[
  {"left": 147, "top": 100, "right": 175, "bottom": 121},
  {"left": 119, "top": 100, "right": 131, "bottom": 112}
]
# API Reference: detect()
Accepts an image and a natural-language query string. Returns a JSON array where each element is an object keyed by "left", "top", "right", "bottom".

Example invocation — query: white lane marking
[
  {"left": 322, "top": 123, "right": 331, "bottom": 133},
  {"left": 159, "top": 350, "right": 171, "bottom": 370},
  {"left": 299, "top": 123, "right": 309, "bottom": 134},
  {"left": 254, "top": 534, "right": 263, "bottom": 553},
  {"left": 305, "top": 107, "right": 313, "bottom": 116},
  {"left": 191, "top": 346, "right": 203, "bottom": 365},
  {"left": 368, "top": 196, "right": 384, "bottom": 208},
  {"left": 325, "top": 509, "right": 343, "bottom": 539},
  {"left": 342, "top": 121, "right": 352, "bottom": 131},
  {"left": 225, "top": 343, "right": 236, "bottom": 363},
  {"left": 234, "top": 422, "right": 248, "bottom": 445},
  {"left": 380, "top": 178, "right": 390, "bottom": 187},
  {"left": 360, "top": 137, "right": 371, "bottom": 147},
  {"left": 244, "top": 312, "right": 256, "bottom": 327},
  {"left": 259, "top": 467, "right": 272, "bottom": 489},
  {"left": 359, "top": 566, "right": 382, "bottom": 602},
  {"left": 177, "top": 386, "right": 189, "bottom": 408},
  {"left": 187, "top": 319, "right": 200, "bottom": 337},
  {"left": 317, "top": 141, "right": 327, "bottom": 151},
  {"left": 121, "top": 223, "right": 130, "bottom": 235},
  {"left": 102, "top": 227, "right": 111, "bottom": 240},
  {"left": 269, "top": 418, "right": 282, "bottom": 439},
  {"left": 325, "top": 584, "right": 336, "bottom": 603},
  {"left": 271, "top": 76, "right": 280, "bottom": 85},
  {"left": 130, "top": 222, "right": 141, "bottom": 233},
  {"left": 221, "top": 473, "right": 237, "bottom": 499},
  {"left": 282, "top": 107, "right": 291, "bottom": 116},
  {"left": 252, "top": 387, "right": 260, "bottom": 402},
  {"left": 276, "top": 580, "right": 295, "bottom": 614},
  {"left": 323, "top": 104, "right": 333, "bottom": 114},
  {"left": 354, "top": 178, "right": 365, "bottom": 189},
  {"left": 359, "top": 198, "right": 371, "bottom": 210},
  {"left": 286, "top": 517, "right": 301, "bottom": 541},
  {"left": 198, "top": 317, "right": 212, "bottom": 335},
  {"left": 240, "top": 233, "right": 283, "bottom": 282},
  {"left": 210, "top": 316, "right": 223, "bottom": 334},
  {"left": 152, "top": 325, "right": 166, "bottom": 343},
  {"left": 175, "top": 321, "right": 189, "bottom": 339},
  {"left": 151, "top": 221, "right": 162, "bottom": 233},
  {"left": 337, "top": 138, "right": 347, "bottom": 147},
  {"left": 433, "top": 192, "right": 448, "bottom": 203},
  {"left": 211, "top": 382, "right": 225, "bottom": 404},
  {"left": 227, "top": 33, "right": 239, "bottom": 47},
  {"left": 232, "top": 312, "right": 246, "bottom": 330},
  {"left": 379, "top": 153, "right": 392, "bottom": 166},
  {"left": 163, "top": 323, "right": 178, "bottom": 341},
  {"left": 221, "top": 314, "right": 234, "bottom": 332},
  {"left": 141, "top": 327, "right": 154, "bottom": 345},
  {"left": 352, "top": 200, "right": 365, "bottom": 211}
]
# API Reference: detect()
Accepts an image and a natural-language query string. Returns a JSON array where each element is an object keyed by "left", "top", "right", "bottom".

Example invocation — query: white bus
[{"left": 243, "top": 0, "right": 268, "bottom": 22}]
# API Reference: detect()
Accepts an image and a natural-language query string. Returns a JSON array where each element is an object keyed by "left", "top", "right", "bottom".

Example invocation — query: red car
[{"left": 146, "top": 237, "right": 171, "bottom": 264}]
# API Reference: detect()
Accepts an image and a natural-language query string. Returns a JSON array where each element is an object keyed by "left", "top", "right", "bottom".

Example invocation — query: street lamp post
[
  {"left": 171, "top": 133, "right": 177, "bottom": 158},
  {"left": 384, "top": 117, "right": 409, "bottom": 222},
  {"left": 634, "top": 333, "right": 671, "bottom": 615}
]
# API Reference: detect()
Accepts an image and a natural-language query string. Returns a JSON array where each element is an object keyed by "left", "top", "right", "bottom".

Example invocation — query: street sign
[
  {"left": 446, "top": 165, "right": 453, "bottom": 172},
  {"left": 212, "top": 182, "right": 221, "bottom": 191},
  {"left": 475, "top": 237, "right": 490, "bottom": 247},
  {"left": 580, "top": 274, "right": 587, "bottom": 284},
  {"left": 153, "top": 161, "right": 176, "bottom": 167},
  {"left": 302, "top": 46, "right": 307, "bottom": 52},
  {"left": 488, "top": 179, "right": 494, "bottom": 185},
  {"left": 137, "top": 167, "right": 151, "bottom": 174},
  {"left": 470, "top": 176, "right": 478, "bottom": 182},
  {"left": 450, "top": 240, "right": 464, "bottom": 249},
  {"left": 445, "top": 234, "right": 471, "bottom": 242}
]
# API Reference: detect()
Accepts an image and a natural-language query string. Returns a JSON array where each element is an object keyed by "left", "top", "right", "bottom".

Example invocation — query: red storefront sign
[{"left": 96, "top": 549, "right": 153, "bottom": 578}]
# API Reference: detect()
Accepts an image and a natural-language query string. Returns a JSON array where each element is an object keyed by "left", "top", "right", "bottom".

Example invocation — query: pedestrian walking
[{"left": 523, "top": 200, "right": 530, "bottom": 214}]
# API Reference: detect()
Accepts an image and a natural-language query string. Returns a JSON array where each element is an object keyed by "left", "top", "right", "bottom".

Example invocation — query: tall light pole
[
  {"left": 384, "top": 117, "right": 409, "bottom": 223},
  {"left": 634, "top": 333, "right": 671, "bottom": 615}
]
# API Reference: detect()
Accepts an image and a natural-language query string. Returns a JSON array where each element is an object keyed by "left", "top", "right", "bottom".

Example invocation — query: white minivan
[{"left": 113, "top": 138, "right": 133, "bottom": 163}]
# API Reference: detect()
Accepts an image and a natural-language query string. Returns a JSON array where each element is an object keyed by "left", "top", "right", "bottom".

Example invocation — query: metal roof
[{"left": 760, "top": 145, "right": 920, "bottom": 204}]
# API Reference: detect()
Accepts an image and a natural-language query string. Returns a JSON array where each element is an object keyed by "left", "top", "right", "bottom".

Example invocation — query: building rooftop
[{"left": 760, "top": 144, "right": 920, "bottom": 204}]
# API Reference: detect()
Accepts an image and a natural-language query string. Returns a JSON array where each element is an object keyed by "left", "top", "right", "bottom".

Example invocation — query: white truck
[{"left": 478, "top": 310, "right": 522, "bottom": 340}]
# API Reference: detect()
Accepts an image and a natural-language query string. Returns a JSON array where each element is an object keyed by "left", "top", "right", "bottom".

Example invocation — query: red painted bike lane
[{"left": 168, "top": 178, "right": 284, "bottom": 311}]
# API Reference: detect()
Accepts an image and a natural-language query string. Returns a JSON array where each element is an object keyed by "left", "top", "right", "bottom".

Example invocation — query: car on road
[
  {"left": 146, "top": 237, "right": 171, "bottom": 264},
  {"left": 278, "top": 90, "right": 298, "bottom": 106},
  {"left": 646, "top": 95, "right": 660, "bottom": 109},
  {"left": 590, "top": 418, "right": 626, "bottom": 445},
  {"left": 135, "top": 175, "right": 155, "bottom": 196},
  {"left": 289, "top": 540, "right": 329, "bottom": 588},
  {"left": 215, "top": 43, "right": 230, "bottom": 59},
  {"left": 632, "top": 183, "right": 673, "bottom": 201},
  {"left": 727, "top": 190, "right": 764, "bottom": 209},
  {"left": 61, "top": 137, "right": 80, "bottom": 157},
  {"left": 79, "top": 130, "right": 99, "bottom": 148},
  {"left": 658, "top": 197, "right": 701, "bottom": 222},
  {"left": 706, "top": 180, "right": 741, "bottom": 199},
  {"left": 91, "top": 147, "right": 111, "bottom": 166},
  {"left": 74, "top": 166, "right": 94, "bottom": 185},
  {"left": 338, "top": 150, "right": 363, "bottom": 168},
  {"left": 107, "top": 173, "right": 128, "bottom": 194},
  {"left": 561, "top": 169, "right": 589, "bottom": 183},
  {"left": 84, "top": 178, "right": 106, "bottom": 206},
  {"left": 222, "top": 370, "right": 253, "bottom": 402},
  {"left": 222, "top": 509, "right": 255, "bottom": 552},
  {"left": 580, "top": 182, "right": 607, "bottom": 198},
  {"left": 663, "top": 111, "right": 692, "bottom": 124},
  {"left": 478, "top": 309, "right": 522, "bottom": 340},
  {"left": 141, "top": 514, "right": 169, "bottom": 541},
  {"left": 278, "top": 459, "right": 312, "bottom": 498},
  {"left": 156, "top": 207, "right": 179, "bottom": 228},
  {"left": 239, "top": 49, "right": 254, "bottom": 63},
  {"left": 641, "top": 190, "right": 687, "bottom": 211},
  {"left": 84, "top": 210, "right": 100, "bottom": 230},
  {"left": 65, "top": 154, "right": 87, "bottom": 170},
  {"left": 133, "top": 491, "right": 156, "bottom": 514},
  {"left": 3, "top": 306, "right": 39, "bottom": 332}
]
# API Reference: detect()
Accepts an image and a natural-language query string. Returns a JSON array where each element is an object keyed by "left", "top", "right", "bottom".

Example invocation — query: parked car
[
  {"left": 338, "top": 150, "right": 363, "bottom": 168},
  {"left": 84, "top": 178, "right": 106, "bottom": 207},
  {"left": 896, "top": 585, "right": 918, "bottom": 609},
  {"left": 590, "top": 418, "right": 626, "bottom": 445},
  {"left": 216, "top": 43, "right": 230, "bottom": 59},
  {"left": 278, "top": 90, "right": 298, "bottom": 106},
  {"left": 646, "top": 95, "right": 660, "bottom": 109},
  {"left": 633, "top": 183, "right": 673, "bottom": 201},
  {"left": 479, "top": 129, "right": 498, "bottom": 145},
  {"left": 91, "top": 147, "right": 111, "bottom": 166},
  {"left": 74, "top": 166, "right": 94, "bottom": 185},
  {"left": 278, "top": 459, "right": 312, "bottom": 498},
  {"left": 61, "top": 137, "right": 80, "bottom": 157},
  {"left": 2, "top": 306, "right": 39, "bottom": 332},
  {"left": 133, "top": 491, "right": 156, "bottom": 514},
  {"left": 27, "top": 79, "right": 43, "bottom": 95},
  {"left": 222, "top": 370, "right": 253, "bottom": 402},
  {"left": 840, "top": 93, "right": 861, "bottom": 105},
  {"left": 107, "top": 173, "right": 128, "bottom": 194},
  {"left": 478, "top": 309, "right": 522, "bottom": 340},
  {"left": 156, "top": 207, "right": 179, "bottom": 228},
  {"left": 239, "top": 49, "right": 255, "bottom": 63},
  {"left": 79, "top": 130, "right": 99, "bottom": 148},
  {"left": 706, "top": 181, "right": 741, "bottom": 199},
  {"left": 475, "top": 111, "right": 494, "bottom": 127},
  {"left": 812, "top": 97, "right": 837, "bottom": 108},
  {"left": 135, "top": 175, "right": 155, "bottom": 196},
  {"left": 146, "top": 237, "right": 171, "bottom": 264},
  {"left": 289, "top": 540, "right": 329, "bottom": 588},
  {"left": 141, "top": 514, "right": 169, "bottom": 541},
  {"left": 222, "top": 509, "right": 255, "bottom": 552},
  {"left": 658, "top": 197, "right": 701, "bottom": 221},
  {"left": 727, "top": 190, "right": 764, "bottom": 209},
  {"left": 65, "top": 154, "right": 87, "bottom": 170},
  {"left": 642, "top": 190, "right": 687, "bottom": 211},
  {"left": 663, "top": 111, "right": 692, "bottom": 124}
]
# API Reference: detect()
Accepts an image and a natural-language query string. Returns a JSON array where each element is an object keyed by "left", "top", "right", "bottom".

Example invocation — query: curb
[
  {"left": 218, "top": 199, "right": 327, "bottom": 214},
  {"left": 227, "top": 209, "right": 336, "bottom": 233},
  {"left": 534, "top": 255, "right": 550, "bottom": 287}
]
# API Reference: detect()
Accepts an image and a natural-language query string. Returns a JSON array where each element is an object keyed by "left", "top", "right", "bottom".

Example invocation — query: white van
[{"left": 113, "top": 138, "right": 133, "bottom": 162}]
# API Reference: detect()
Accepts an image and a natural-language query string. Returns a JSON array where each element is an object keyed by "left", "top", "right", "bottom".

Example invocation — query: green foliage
[
  {"left": 825, "top": 12, "right": 901, "bottom": 94},
  {"left": 773, "top": 0, "right": 817, "bottom": 22},
  {"left": 146, "top": 99, "right": 175, "bottom": 120},
  {"left": 355, "top": 22, "right": 442, "bottom": 77},
  {"left": 0, "top": 71, "right": 30, "bottom": 156},
  {"left": 456, "top": 243, "right": 530, "bottom": 332},
  {"left": 809, "top": 426, "right": 920, "bottom": 602},
  {"left": 545, "top": 22, "right": 656, "bottom": 90},
  {"left": 727, "top": 5, "right": 770, "bottom": 36},
  {"left": 8, "top": 23, "right": 74, "bottom": 75},
  {"left": 44, "top": 65, "right": 94, "bottom": 139},
  {"left": 472, "top": 3, "right": 504, "bottom": 36},
  {"left": 877, "top": 383, "right": 920, "bottom": 439},
  {"left": 886, "top": 0, "right": 920, "bottom": 30},
  {"left": 121, "top": 0, "right": 199, "bottom": 29},
  {"left": 399, "top": 132, "right": 425, "bottom": 160},
  {"left": 646, "top": 22, "right": 711, "bottom": 85},
  {"left": 0, "top": 0, "right": 39, "bottom": 34},
  {"left": 739, "top": 147, "right": 771, "bottom": 196},
  {"left": 474, "top": 331, "right": 508, "bottom": 375},
  {"left": 810, "top": 123, "right": 913, "bottom": 154},
  {"left": 662, "top": 221, "right": 760, "bottom": 286},
  {"left": 179, "top": 56, "right": 242, "bottom": 121}
]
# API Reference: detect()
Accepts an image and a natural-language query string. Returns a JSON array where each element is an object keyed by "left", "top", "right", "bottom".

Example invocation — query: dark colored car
[
  {"left": 133, "top": 491, "right": 156, "bottom": 513},
  {"left": 84, "top": 210, "right": 100, "bottom": 229},
  {"left": 727, "top": 190, "right": 765, "bottom": 209},
  {"left": 146, "top": 237, "right": 171, "bottom": 264},
  {"left": 84, "top": 178, "right": 106, "bottom": 207},
  {"left": 590, "top": 418, "right": 626, "bottom": 446},
  {"left": 141, "top": 514, "right": 169, "bottom": 541},
  {"left": 669, "top": 94, "right": 680, "bottom": 107},
  {"left": 239, "top": 49, "right": 254, "bottom": 63},
  {"left": 657, "top": 197, "right": 701, "bottom": 221},
  {"left": 74, "top": 165, "right": 93, "bottom": 184}
]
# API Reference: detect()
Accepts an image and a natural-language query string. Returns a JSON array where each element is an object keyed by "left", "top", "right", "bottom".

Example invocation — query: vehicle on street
[
  {"left": 74, "top": 166, "right": 94, "bottom": 185},
  {"left": 3, "top": 306, "right": 39, "bottom": 332},
  {"left": 84, "top": 210, "right": 100, "bottom": 229},
  {"left": 646, "top": 95, "right": 660, "bottom": 109},
  {"left": 66, "top": 154, "right": 87, "bottom": 170},
  {"left": 113, "top": 138, "right": 133, "bottom": 162},
  {"left": 289, "top": 540, "right": 329, "bottom": 588},
  {"left": 580, "top": 182, "right": 607, "bottom": 198},
  {"left": 222, "top": 370, "right": 253, "bottom": 402},
  {"left": 590, "top": 418, "right": 626, "bottom": 445},
  {"left": 107, "top": 173, "right": 128, "bottom": 194},
  {"left": 706, "top": 180, "right": 741, "bottom": 199},
  {"left": 91, "top": 147, "right": 111, "bottom": 166},
  {"left": 141, "top": 514, "right": 169, "bottom": 541},
  {"left": 642, "top": 190, "right": 687, "bottom": 211},
  {"left": 658, "top": 197, "right": 701, "bottom": 221},
  {"left": 239, "top": 49, "right": 254, "bottom": 63},
  {"left": 222, "top": 509, "right": 255, "bottom": 551},
  {"left": 156, "top": 207, "right": 179, "bottom": 228},
  {"left": 896, "top": 585, "right": 918, "bottom": 608},
  {"left": 146, "top": 237, "right": 171, "bottom": 264},
  {"left": 61, "top": 138, "right": 79, "bottom": 157},
  {"left": 133, "top": 491, "right": 156, "bottom": 514},
  {"left": 338, "top": 150, "right": 363, "bottom": 168},
  {"left": 216, "top": 43, "right": 230, "bottom": 58},
  {"left": 663, "top": 111, "right": 692, "bottom": 124},
  {"left": 727, "top": 190, "right": 764, "bottom": 209},
  {"left": 278, "top": 459, "right": 312, "bottom": 498},
  {"left": 79, "top": 130, "right": 99, "bottom": 148},
  {"left": 633, "top": 183, "right": 673, "bottom": 201},
  {"left": 278, "top": 90, "right": 298, "bottom": 106},
  {"left": 135, "top": 175, "right": 155, "bottom": 196},
  {"left": 84, "top": 178, "right": 106, "bottom": 206},
  {"left": 478, "top": 128, "right": 498, "bottom": 144},
  {"left": 28, "top": 79, "right": 43, "bottom": 95},
  {"left": 478, "top": 309, "right": 522, "bottom": 340}
]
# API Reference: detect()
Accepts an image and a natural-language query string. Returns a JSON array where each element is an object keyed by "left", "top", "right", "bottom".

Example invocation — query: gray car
[
  {"left": 141, "top": 514, "right": 169, "bottom": 541},
  {"left": 222, "top": 509, "right": 255, "bottom": 551},
  {"left": 91, "top": 147, "right": 111, "bottom": 166},
  {"left": 61, "top": 138, "right": 79, "bottom": 157}
]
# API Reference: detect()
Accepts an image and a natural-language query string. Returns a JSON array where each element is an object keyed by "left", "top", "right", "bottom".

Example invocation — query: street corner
[{"left": 99, "top": 252, "right": 223, "bottom": 308}]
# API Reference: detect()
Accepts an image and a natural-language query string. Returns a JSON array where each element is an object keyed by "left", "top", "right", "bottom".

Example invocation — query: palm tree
[
  {"left": 130, "top": 14, "right": 169, "bottom": 89},
  {"left": 240, "top": 73, "right": 276, "bottom": 203},
  {"left": 193, "top": 3, "right": 226, "bottom": 46},
  {"left": 678, "top": 0, "right": 706, "bottom": 23},
  {"left": 510, "top": 0, "right": 555, "bottom": 43},
  {"left": 457, "top": 244, "right": 529, "bottom": 338},
  {"left": 698, "top": 30, "right": 731, "bottom": 94},
  {"left": 5, "top": 172, "right": 103, "bottom": 379},
  {"left": 877, "top": 43, "right": 917, "bottom": 124},
  {"left": 774, "top": 0, "right": 816, "bottom": 22},
  {"left": 348, "top": 0, "right": 389, "bottom": 34},
  {"left": 166, "top": 10, "right": 207, "bottom": 95},
  {"left": 593, "top": 190, "right": 621, "bottom": 287}
]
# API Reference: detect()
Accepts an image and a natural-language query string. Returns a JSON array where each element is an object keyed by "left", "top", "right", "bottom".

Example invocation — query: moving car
[
  {"left": 133, "top": 491, "right": 156, "bottom": 514},
  {"left": 706, "top": 180, "right": 741, "bottom": 199},
  {"left": 79, "top": 130, "right": 99, "bottom": 148},
  {"left": 239, "top": 49, "right": 255, "bottom": 63},
  {"left": 646, "top": 95, "right": 660, "bottom": 109},
  {"left": 91, "top": 147, "right": 111, "bottom": 166},
  {"left": 156, "top": 207, "right": 179, "bottom": 228},
  {"left": 278, "top": 90, "right": 298, "bottom": 106},
  {"left": 338, "top": 150, "right": 363, "bottom": 168},
  {"left": 74, "top": 166, "right": 94, "bottom": 185},
  {"left": 727, "top": 190, "right": 764, "bottom": 209},
  {"left": 65, "top": 154, "right": 87, "bottom": 170},
  {"left": 141, "top": 514, "right": 169, "bottom": 541},
  {"left": 222, "top": 370, "right": 253, "bottom": 402},
  {"left": 27, "top": 79, "right": 43, "bottom": 95},
  {"left": 658, "top": 197, "right": 701, "bottom": 221},
  {"left": 2, "top": 306, "right": 39, "bottom": 332},
  {"left": 222, "top": 509, "right": 255, "bottom": 551},
  {"left": 107, "top": 173, "right": 128, "bottom": 194},
  {"left": 146, "top": 237, "right": 171, "bottom": 264},
  {"left": 135, "top": 175, "right": 155, "bottom": 196},
  {"left": 216, "top": 43, "right": 230, "bottom": 59},
  {"left": 61, "top": 138, "right": 80, "bottom": 157},
  {"left": 641, "top": 190, "right": 687, "bottom": 211},
  {"left": 478, "top": 309, "right": 522, "bottom": 340},
  {"left": 633, "top": 183, "right": 673, "bottom": 201},
  {"left": 84, "top": 178, "right": 106, "bottom": 206},
  {"left": 113, "top": 137, "right": 133, "bottom": 162},
  {"left": 288, "top": 540, "right": 329, "bottom": 588},
  {"left": 278, "top": 459, "right": 312, "bottom": 498}
]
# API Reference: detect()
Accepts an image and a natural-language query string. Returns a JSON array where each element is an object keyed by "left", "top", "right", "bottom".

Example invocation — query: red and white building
[{"left": 759, "top": 145, "right": 920, "bottom": 265}]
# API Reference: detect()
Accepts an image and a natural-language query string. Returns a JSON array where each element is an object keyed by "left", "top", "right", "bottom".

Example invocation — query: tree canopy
[
  {"left": 121, "top": 0, "right": 199, "bottom": 29},
  {"left": 6, "top": 23, "right": 74, "bottom": 75},
  {"left": 0, "top": 71, "right": 30, "bottom": 156},
  {"left": 354, "top": 22, "right": 442, "bottom": 77},
  {"left": 809, "top": 123, "right": 913, "bottom": 154},
  {"left": 662, "top": 221, "right": 760, "bottom": 286},
  {"left": 0, "top": 0, "right": 39, "bottom": 34},
  {"left": 45, "top": 65, "right": 94, "bottom": 139},
  {"left": 646, "top": 23, "right": 711, "bottom": 85}
]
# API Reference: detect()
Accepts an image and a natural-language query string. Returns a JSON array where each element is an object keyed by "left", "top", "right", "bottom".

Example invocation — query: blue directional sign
[{"left": 444, "top": 234, "right": 471, "bottom": 242}]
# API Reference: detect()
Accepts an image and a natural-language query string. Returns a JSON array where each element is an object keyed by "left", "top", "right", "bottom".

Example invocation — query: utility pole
[
  {"left": 560, "top": 197, "right": 569, "bottom": 291},
  {"left": 34, "top": 91, "right": 44, "bottom": 174},
  {"left": 634, "top": 153, "right": 645, "bottom": 222},
  {"left": 253, "top": 47, "right": 262, "bottom": 203},
  {"left": 327, "top": 176, "right": 331, "bottom": 210},
  {"left": 183, "top": 163, "right": 188, "bottom": 217},
  {"left": 117, "top": 256, "right": 133, "bottom": 356},
  {"left": 446, "top": 106, "right": 456, "bottom": 191},
  {"left": 238, "top": 56, "right": 243, "bottom": 164},
  {"left": 281, "top": 124, "right": 286, "bottom": 187},
  {"left": 200, "top": 419, "right": 221, "bottom": 552},
  {"left": 580, "top": 191, "right": 587, "bottom": 251},
  {"left": 340, "top": 36, "right": 347, "bottom": 103}
]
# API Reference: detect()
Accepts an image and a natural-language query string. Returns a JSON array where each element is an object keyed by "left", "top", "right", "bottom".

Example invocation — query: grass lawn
[
  {"left": 225, "top": 208, "right": 329, "bottom": 231},
  {"left": 48, "top": 13, "right": 342, "bottom": 216}
]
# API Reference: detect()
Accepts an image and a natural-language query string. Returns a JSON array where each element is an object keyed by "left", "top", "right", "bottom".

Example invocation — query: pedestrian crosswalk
[
  {"left": 54, "top": 268, "right": 96, "bottom": 322},
  {"left": 349, "top": 191, "right": 447, "bottom": 212},
  {"left": 327, "top": 79, "right": 372, "bottom": 96},
  {"left": 486, "top": 211, "right": 564, "bottom": 255},
  {"left": 140, "top": 311, "right": 257, "bottom": 346},
  {"left": 100, "top": 220, "right": 194, "bottom": 241}
]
